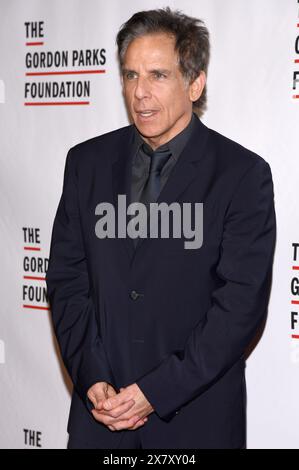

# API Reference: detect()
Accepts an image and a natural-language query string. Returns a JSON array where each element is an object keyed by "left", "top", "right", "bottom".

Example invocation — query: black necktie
[
  {"left": 132, "top": 143, "right": 172, "bottom": 248},
  {"left": 139, "top": 143, "right": 172, "bottom": 209}
]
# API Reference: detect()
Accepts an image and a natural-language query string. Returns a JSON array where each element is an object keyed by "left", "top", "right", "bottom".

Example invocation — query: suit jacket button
[{"left": 130, "top": 290, "right": 139, "bottom": 300}]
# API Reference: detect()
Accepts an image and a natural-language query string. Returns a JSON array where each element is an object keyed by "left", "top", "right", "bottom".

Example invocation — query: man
[{"left": 46, "top": 7, "right": 276, "bottom": 449}]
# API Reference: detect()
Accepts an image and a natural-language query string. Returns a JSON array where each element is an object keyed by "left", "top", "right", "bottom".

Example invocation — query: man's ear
[{"left": 189, "top": 71, "right": 206, "bottom": 103}]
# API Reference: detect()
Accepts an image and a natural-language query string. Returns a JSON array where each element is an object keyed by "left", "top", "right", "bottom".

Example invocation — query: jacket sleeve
[
  {"left": 136, "top": 158, "right": 276, "bottom": 423},
  {"left": 46, "top": 147, "right": 115, "bottom": 413}
]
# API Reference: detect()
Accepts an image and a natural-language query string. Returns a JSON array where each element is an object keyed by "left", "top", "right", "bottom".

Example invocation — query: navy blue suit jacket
[{"left": 46, "top": 116, "right": 276, "bottom": 449}]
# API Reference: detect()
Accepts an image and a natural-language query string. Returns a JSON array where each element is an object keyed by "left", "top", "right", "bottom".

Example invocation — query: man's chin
[{"left": 133, "top": 120, "right": 166, "bottom": 140}]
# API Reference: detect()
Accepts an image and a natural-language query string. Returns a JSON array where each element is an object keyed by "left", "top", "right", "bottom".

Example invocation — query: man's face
[{"left": 121, "top": 33, "right": 203, "bottom": 149}]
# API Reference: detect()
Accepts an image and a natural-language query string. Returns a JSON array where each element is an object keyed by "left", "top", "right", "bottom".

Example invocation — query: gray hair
[{"left": 116, "top": 6, "right": 210, "bottom": 117}]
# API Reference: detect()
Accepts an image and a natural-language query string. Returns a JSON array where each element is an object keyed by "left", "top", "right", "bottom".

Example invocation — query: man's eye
[
  {"left": 154, "top": 72, "right": 166, "bottom": 79},
  {"left": 125, "top": 72, "right": 136, "bottom": 80}
]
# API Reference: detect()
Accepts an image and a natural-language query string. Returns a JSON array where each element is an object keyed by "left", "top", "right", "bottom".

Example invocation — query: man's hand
[
  {"left": 91, "top": 383, "right": 154, "bottom": 431},
  {"left": 87, "top": 382, "right": 150, "bottom": 431}
]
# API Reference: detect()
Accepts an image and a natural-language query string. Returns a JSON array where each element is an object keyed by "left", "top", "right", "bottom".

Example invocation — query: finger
[
  {"left": 107, "top": 386, "right": 117, "bottom": 398},
  {"left": 100, "top": 409, "right": 138, "bottom": 426},
  {"left": 107, "top": 416, "right": 148, "bottom": 431},
  {"left": 96, "top": 399, "right": 136, "bottom": 418},
  {"left": 107, "top": 414, "right": 141, "bottom": 431},
  {"left": 102, "top": 393, "right": 132, "bottom": 411},
  {"left": 96, "top": 397, "right": 109, "bottom": 410},
  {"left": 92, "top": 407, "right": 137, "bottom": 426},
  {"left": 122, "top": 415, "right": 148, "bottom": 431},
  {"left": 87, "top": 395, "right": 97, "bottom": 408},
  {"left": 108, "top": 421, "right": 145, "bottom": 431},
  {"left": 128, "top": 417, "right": 148, "bottom": 431},
  {"left": 95, "top": 399, "right": 103, "bottom": 409}
]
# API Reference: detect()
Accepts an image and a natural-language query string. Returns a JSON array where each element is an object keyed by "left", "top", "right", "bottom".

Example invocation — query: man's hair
[{"left": 116, "top": 6, "right": 210, "bottom": 117}]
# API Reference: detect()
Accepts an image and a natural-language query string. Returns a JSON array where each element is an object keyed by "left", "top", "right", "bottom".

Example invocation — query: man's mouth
[{"left": 135, "top": 110, "right": 159, "bottom": 120}]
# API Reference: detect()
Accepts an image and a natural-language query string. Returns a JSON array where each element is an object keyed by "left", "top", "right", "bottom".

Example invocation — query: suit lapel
[
  {"left": 112, "top": 117, "right": 210, "bottom": 259},
  {"left": 112, "top": 126, "right": 136, "bottom": 260}
]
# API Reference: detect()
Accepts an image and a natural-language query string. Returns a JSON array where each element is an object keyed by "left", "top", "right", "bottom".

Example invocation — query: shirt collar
[{"left": 132, "top": 111, "right": 198, "bottom": 163}]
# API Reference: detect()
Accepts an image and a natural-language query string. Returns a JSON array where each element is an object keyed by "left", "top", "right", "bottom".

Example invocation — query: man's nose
[{"left": 134, "top": 76, "right": 151, "bottom": 100}]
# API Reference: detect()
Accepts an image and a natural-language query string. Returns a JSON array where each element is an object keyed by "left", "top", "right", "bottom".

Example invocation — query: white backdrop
[{"left": 0, "top": 0, "right": 298, "bottom": 449}]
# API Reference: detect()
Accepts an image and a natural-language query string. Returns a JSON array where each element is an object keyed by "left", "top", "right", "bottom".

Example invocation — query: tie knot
[{"left": 141, "top": 143, "right": 172, "bottom": 175}]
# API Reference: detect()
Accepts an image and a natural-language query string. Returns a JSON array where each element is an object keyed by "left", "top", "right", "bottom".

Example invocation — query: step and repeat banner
[{"left": 0, "top": 0, "right": 298, "bottom": 449}]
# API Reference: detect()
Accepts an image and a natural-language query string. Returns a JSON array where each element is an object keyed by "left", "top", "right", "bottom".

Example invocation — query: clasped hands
[{"left": 87, "top": 381, "right": 154, "bottom": 431}]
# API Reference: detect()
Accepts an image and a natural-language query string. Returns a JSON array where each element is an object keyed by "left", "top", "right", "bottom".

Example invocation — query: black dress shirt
[{"left": 130, "top": 112, "right": 198, "bottom": 205}]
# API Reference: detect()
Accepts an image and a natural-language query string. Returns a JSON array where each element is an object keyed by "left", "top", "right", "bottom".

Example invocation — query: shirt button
[{"left": 130, "top": 290, "right": 139, "bottom": 300}]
